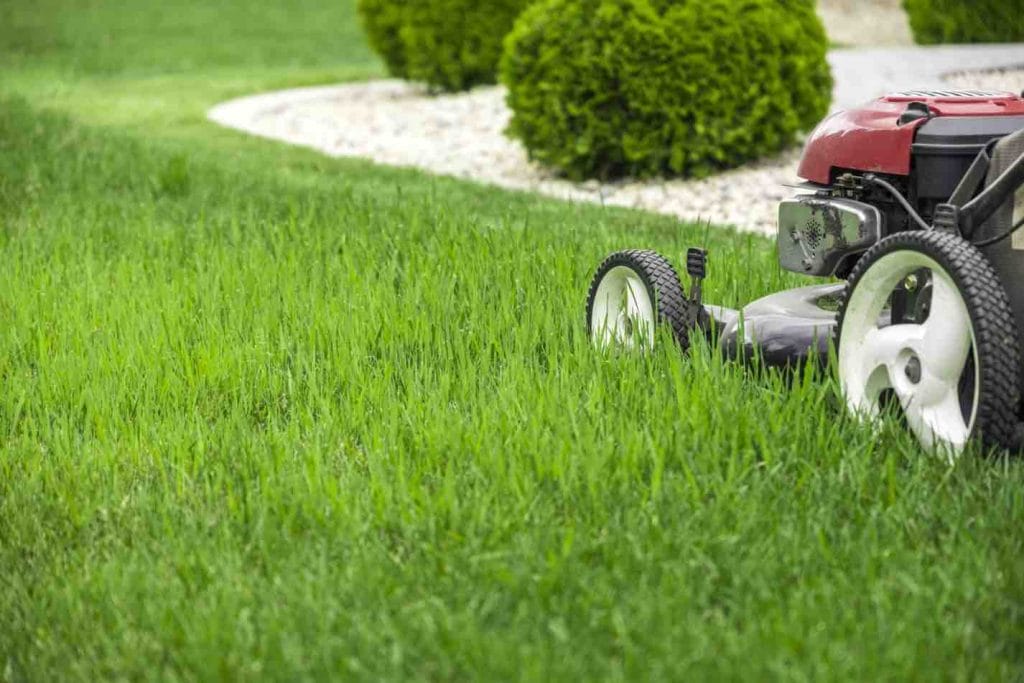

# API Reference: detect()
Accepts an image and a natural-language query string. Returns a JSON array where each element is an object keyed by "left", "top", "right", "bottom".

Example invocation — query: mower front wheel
[
  {"left": 586, "top": 250, "right": 699, "bottom": 352},
  {"left": 836, "top": 230, "right": 1021, "bottom": 455}
]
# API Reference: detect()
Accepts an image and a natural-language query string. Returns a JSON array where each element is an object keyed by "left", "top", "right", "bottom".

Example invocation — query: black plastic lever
[{"left": 686, "top": 248, "right": 707, "bottom": 306}]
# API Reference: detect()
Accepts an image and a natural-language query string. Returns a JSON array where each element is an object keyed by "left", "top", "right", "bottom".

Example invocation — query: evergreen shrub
[
  {"left": 358, "top": 0, "right": 531, "bottom": 91},
  {"left": 500, "top": 0, "right": 833, "bottom": 180}
]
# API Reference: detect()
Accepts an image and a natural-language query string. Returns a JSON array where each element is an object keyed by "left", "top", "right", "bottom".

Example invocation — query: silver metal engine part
[{"left": 777, "top": 196, "right": 882, "bottom": 276}]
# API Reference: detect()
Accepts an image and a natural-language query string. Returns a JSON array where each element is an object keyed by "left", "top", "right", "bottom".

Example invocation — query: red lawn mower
[{"left": 587, "top": 90, "right": 1024, "bottom": 454}]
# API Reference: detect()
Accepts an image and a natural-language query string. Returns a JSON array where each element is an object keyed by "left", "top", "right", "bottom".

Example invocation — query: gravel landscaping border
[{"left": 209, "top": 45, "right": 1024, "bottom": 235}]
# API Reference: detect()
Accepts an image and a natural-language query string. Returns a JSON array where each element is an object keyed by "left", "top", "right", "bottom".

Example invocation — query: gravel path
[
  {"left": 817, "top": 0, "right": 912, "bottom": 47},
  {"left": 946, "top": 68, "right": 1024, "bottom": 94},
  {"left": 209, "top": 44, "right": 1024, "bottom": 234}
]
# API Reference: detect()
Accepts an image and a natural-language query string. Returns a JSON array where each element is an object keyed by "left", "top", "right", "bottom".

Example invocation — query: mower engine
[
  {"left": 780, "top": 90, "right": 1024, "bottom": 311},
  {"left": 587, "top": 90, "right": 1024, "bottom": 455}
]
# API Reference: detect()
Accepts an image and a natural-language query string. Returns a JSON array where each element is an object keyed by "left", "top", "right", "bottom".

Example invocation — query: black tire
[
  {"left": 835, "top": 230, "right": 1021, "bottom": 452},
  {"left": 585, "top": 249, "right": 699, "bottom": 351}
]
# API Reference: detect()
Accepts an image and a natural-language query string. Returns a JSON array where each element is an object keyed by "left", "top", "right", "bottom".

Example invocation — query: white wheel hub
[
  {"left": 590, "top": 266, "right": 656, "bottom": 350},
  {"left": 839, "top": 250, "right": 978, "bottom": 453}
]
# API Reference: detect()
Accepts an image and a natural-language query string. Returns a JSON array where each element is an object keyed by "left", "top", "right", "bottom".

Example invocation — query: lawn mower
[{"left": 587, "top": 90, "right": 1024, "bottom": 455}]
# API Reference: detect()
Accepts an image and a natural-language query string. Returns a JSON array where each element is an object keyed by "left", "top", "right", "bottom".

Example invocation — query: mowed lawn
[{"left": 2, "top": 1, "right": 1024, "bottom": 679}]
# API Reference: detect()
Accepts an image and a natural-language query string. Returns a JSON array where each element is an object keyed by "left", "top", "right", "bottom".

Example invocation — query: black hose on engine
[{"left": 861, "top": 173, "right": 932, "bottom": 232}]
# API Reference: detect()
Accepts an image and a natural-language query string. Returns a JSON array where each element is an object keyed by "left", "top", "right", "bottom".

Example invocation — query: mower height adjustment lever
[
  {"left": 686, "top": 248, "right": 707, "bottom": 306},
  {"left": 931, "top": 203, "right": 961, "bottom": 233}
]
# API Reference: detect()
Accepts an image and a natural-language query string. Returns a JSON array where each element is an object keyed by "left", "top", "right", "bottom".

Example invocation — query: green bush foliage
[
  {"left": 500, "top": 0, "right": 833, "bottom": 180},
  {"left": 357, "top": 0, "right": 411, "bottom": 79},
  {"left": 903, "top": 0, "right": 1024, "bottom": 44},
  {"left": 357, "top": 0, "right": 531, "bottom": 91}
]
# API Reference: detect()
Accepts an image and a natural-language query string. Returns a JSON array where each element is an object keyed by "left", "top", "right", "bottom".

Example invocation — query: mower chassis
[{"left": 703, "top": 283, "right": 842, "bottom": 367}]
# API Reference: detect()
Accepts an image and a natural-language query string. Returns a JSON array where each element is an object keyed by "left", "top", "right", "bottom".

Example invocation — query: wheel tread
[
  {"left": 836, "top": 230, "right": 1022, "bottom": 452},
  {"left": 586, "top": 249, "right": 699, "bottom": 351}
]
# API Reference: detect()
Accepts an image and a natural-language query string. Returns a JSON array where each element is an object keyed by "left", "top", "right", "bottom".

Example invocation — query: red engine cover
[{"left": 797, "top": 91, "right": 1024, "bottom": 184}]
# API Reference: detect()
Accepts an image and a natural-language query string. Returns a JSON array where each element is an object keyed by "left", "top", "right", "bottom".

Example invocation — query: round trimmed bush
[
  {"left": 358, "top": 0, "right": 411, "bottom": 80},
  {"left": 500, "top": 0, "right": 833, "bottom": 180},
  {"left": 903, "top": 0, "right": 1024, "bottom": 44},
  {"left": 357, "top": 0, "right": 532, "bottom": 92}
]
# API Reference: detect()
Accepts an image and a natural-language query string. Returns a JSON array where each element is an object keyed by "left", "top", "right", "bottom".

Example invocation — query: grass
[{"left": 2, "top": 1, "right": 1024, "bottom": 680}]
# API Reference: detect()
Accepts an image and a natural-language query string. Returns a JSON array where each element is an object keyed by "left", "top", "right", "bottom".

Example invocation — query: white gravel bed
[
  {"left": 209, "top": 46, "right": 1024, "bottom": 235},
  {"left": 211, "top": 80, "right": 801, "bottom": 234},
  {"left": 944, "top": 68, "right": 1024, "bottom": 94},
  {"left": 817, "top": 0, "right": 911, "bottom": 47}
]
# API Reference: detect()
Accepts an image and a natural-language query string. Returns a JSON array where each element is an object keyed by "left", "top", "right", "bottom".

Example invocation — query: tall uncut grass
[{"left": 1, "top": 1, "right": 1024, "bottom": 679}]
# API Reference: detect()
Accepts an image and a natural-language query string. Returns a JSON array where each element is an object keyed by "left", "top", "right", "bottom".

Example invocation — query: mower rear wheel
[
  {"left": 586, "top": 250, "right": 698, "bottom": 351},
  {"left": 836, "top": 230, "right": 1021, "bottom": 455}
]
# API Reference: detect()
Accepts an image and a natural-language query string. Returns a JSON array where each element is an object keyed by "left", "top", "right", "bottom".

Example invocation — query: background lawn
[{"left": 2, "top": 1, "right": 1024, "bottom": 680}]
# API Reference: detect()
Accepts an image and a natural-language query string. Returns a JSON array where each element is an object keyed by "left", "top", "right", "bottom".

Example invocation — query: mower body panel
[
  {"left": 797, "top": 100, "right": 923, "bottom": 184},
  {"left": 798, "top": 91, "right": 1024, "bottom": 184},
  {"left": 709, "top": 284, "right": 843, "bottom": 368}
]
